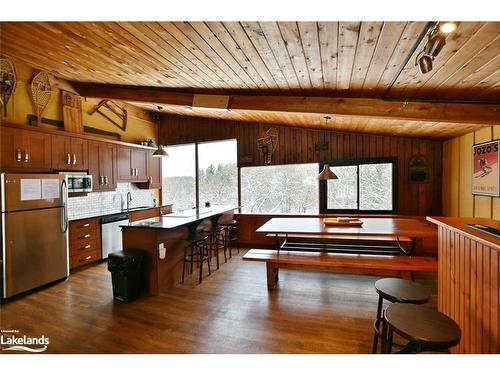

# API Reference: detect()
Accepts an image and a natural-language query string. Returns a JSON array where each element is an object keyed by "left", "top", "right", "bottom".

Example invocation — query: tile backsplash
[{"left": 68, "top": 183, "right": 156, "bottom": 217}]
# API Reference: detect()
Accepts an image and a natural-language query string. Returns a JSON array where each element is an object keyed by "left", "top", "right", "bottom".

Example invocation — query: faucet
[{"left": 126, "top": 191, "right": 132, "bottom": 212}]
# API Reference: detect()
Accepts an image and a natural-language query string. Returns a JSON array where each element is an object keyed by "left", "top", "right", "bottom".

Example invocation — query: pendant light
[
  {"left": 317, "top": 116, "right": 338, "bottom": 180},
  {"left": 151, "top": 105, "right": 168, "bottom": 157},
  {"left": 152, "top": 144, "right": 169, "bottom": 157},
  {"left": 317, "top": 164, "right": 338, "bottom": 180}
]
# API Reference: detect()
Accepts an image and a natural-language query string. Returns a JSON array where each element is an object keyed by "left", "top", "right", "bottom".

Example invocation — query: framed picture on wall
[{"left": 472, "top": 139, "right": 500, "bottom": 197}]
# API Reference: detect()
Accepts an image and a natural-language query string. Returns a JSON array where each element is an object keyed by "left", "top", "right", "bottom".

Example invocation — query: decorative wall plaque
[
  {"left": 409, "top": 155, "right": 429, "bottom": 184},
  {"left": 257, "top": 128, "right": 278, "bottom": 165},
  {"left": 89, "top": 99, "right": 128, "bottom": 131}
]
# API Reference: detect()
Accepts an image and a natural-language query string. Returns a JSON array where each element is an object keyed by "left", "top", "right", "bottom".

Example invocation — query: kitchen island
[{"left": 120, "top": 205, "right": 238, "bottom": 295}]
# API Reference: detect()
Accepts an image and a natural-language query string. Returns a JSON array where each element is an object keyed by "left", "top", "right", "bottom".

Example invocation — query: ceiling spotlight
[
  {"left": 439, "top": 22, "right": 457, "bottom": 34},
  {"left": 425, "top": 31, "right": 447, "bottom": 58},
  {"left": 417, "top": 54, "right": 433, "bottom": 74}
]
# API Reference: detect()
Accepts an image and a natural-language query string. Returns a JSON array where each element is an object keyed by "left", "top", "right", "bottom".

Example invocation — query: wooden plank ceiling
[{"left": 1, "top": 21, "right": 499, "bottom": 139}]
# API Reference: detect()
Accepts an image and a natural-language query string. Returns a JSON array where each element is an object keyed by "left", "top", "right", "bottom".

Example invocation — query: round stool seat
[
  {"left": 385, "top": 304, "right": 461, "bottom": 348},
  {"left": 375, "top": 278, "right": 431, "bottom": 304},
  {"left": 204, "top": 226, "right": 223, "bottom": 235},
  {"left": 219, "top": 219, "right": 237, "bottom": 226}
]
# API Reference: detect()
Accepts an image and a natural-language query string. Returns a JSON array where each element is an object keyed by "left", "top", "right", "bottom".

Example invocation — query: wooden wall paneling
[
  {"left": 493, "top": 126, "right": 500, "bottom": 220},
  {"left": 449, "top": 138, "right": 461, "bottom": 216},
  {"left": 474, "top": 127, "right": 494, "bottom": 218},
  {"left": 160, "top": 115, "right": 443, "bottom": 216},
  {"left": 459, "top": 133, "right": 475, "bottom": 216}
]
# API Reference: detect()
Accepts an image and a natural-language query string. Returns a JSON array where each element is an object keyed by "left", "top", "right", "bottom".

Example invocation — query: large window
[
  {"left": 240, "top": 163, "right": 319, "bottom": 213},
  {"left": 320, "top": 158, "right": 397, "bottom": 213},
  {"left": 198, "top": 140, "right": 238, "bottom": 207},
  {"left": 161, "top": 139, "right": 238, "bottom": 211},
  {"left": 161, "top": 144, "right": 196, "bottom": 211}
]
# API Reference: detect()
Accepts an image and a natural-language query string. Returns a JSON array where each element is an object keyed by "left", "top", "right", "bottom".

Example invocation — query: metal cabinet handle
[
  {"left": 16, "top": 149, "right": 22, "bottom": 162},
  {"left": 131, "top": 168, "right": 134, "bottom": 176},
  {"left": 83, "top": 223, "right": 90, "bottom": 227},
  {"left": 72, "top": 153, "right": 76, "bottom": 165},
  {"left": 83, "top": 245, "right": 91, "bottom": 249},
  {"left": 83, "top": 234, "right": 90, "bottom": 238},
  {"left": 84, "top": 255, "right": 92, "bottom": 260},
  {"left": 24, "top": 151, "right": 29, "bottom": 163},
  {"left": 67, "top": 153, "right": 71, "bottom": 165},
  {"left": 99, "top": 176, "right": 103, "bottom": 185},
  {"left": 105, "top": 176, "right": 109, "bottom": 185}
]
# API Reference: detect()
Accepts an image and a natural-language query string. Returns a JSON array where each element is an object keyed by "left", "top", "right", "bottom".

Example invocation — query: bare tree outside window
[{"left": 241, "top": 163, "right": 319, "bottom": 213}]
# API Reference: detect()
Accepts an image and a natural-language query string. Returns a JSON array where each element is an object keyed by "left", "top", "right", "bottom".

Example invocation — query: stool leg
[
  {"left": 223, "top": 234, "right": 227, "bottom": 263},
  {"left": 216, "top": 237, "right": 220, "bottom": 269},
  {"left": 190, "top": 245, "right": 194, "bottom": 275},
  {"left": 182, "top": 248, "right": 187, "bottom": 284},
  {"left": 381, "top": 314, "right": 388, "bottom": 354},
  {"left": 372, "top": 295, "right": 384, "bottom": 354},
  {"left": 205, "top": 243, "right": 211, "bottom": 276},
  {"left": 198, "top": 245, "right": 203, "bottom": 284},
  {"left": 387, "top": 327, "right": 394, "bottom": 354}
]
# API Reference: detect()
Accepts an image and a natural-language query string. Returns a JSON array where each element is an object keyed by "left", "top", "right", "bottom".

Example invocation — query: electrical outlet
[{"left": 158, "top": 243, "right": 166, "bottom": 259}]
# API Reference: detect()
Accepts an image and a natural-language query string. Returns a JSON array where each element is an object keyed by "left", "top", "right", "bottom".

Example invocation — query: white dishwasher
[{"left": 100, "top": 212, "right": 130, "bottom": 259}]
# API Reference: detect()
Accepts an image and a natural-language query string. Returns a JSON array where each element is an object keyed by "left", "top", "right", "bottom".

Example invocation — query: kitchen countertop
[
  {"left": 120, "top": 205, "right": 238, "bottom": 230},
  {"left": 68, "top": 204, "right": 173, "bottom": 221}
]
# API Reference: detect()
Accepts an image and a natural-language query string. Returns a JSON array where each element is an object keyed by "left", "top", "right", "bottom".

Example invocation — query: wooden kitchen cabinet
[
  {"left": 117, "top": 145, "right": 148, "bottom": 182},
  {"left": 52, "top": 134, "right": 88, "bottom": 171},
  {"left": 89, "top": 141, "right": 116, "bottom": 191},
  {"left": 132, "top": 148, "right": 148, "bottom": 180},
  {"left": 0, "top": 126, "right": 51, "bottom": 171},
  {"left": 136, "top": 150, "right": 162, "bottom": 189},
  {"left": 69, "top": 217, "right": 101, "bottom": 270}
]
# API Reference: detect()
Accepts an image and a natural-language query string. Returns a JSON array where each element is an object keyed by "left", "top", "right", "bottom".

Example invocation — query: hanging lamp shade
[
  {"left": 317, "top": 164, "right": 338, "bottom": 180},
  {"left": 152, "top": 145, "right": 169, "bottom": 157}
]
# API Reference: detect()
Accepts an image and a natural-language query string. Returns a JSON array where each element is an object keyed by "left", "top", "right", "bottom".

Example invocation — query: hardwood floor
[{"left": 0, "top": 252, "right": 437, "bottom": 354}]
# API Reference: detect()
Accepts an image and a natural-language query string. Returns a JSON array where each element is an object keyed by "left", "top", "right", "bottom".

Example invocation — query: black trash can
[{"left": 107, "top": 249, "right": 146, "bottom": 303}]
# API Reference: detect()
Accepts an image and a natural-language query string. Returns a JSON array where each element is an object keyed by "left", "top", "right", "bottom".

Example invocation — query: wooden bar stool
[
  {"left": 181, "top": 232, "right": 211, "bottom": 285},
  {"left": 381, "top": 303, "right": 461, "bottom": 353},
  {"left": 372, "top": 278, "right": 431, "bottom": 353},
  {"left": 204, "top": 225, "right": 226, "bottom": 269},
  {"left": 219, "top": 219, "right": 238, "bottom": 258}
]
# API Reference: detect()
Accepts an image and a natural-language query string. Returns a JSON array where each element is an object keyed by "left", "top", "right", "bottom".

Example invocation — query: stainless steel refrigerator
[{"left": 1, "top": 173, "right": 69, "bottom": 299}]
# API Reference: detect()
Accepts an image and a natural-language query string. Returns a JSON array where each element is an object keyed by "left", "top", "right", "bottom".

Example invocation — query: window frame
[{"left": 319, "top": 157, "right": 398, "bottom": 214}]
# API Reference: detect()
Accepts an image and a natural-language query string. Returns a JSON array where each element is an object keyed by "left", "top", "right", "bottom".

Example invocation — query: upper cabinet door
[
  {"left": 99, "top": 143, "right": 116, "bottom": 190},
  {"left": 148, "top": 151, "right": 162, "bottom": 189},
  {"left": 70, "top": 138, "right": 88, "bottom": 171},
  {"left": 117, "top": 146, "right": 133, "bottom": 181},
  {"left": 51, "top": 134, "right": 72, "bottom": 170},
  {"left": 23, "top": 130, "right": 52, "bottom": 170},
  {"left": 132, "top": 148, "right": 148, "bottom": 181},
  {"left": 0, "top": 126, "right": 25, "bottom": 169},
  {"left": 88, "top": 141, "right": 101, "bottom": 191}
]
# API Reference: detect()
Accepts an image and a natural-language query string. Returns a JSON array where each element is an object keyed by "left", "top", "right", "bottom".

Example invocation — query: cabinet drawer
[
  {"left": 70, "top": 218, "right": 99, "bottom": 234},
  {"left": 70, "top": 238, "right": 99, "bottom": 256},
  {"left": 70, "top": 249, "right": 99, "bottom": 269},
  {"left": 70, "top": 227, "right": 99, "bottom": 242}
]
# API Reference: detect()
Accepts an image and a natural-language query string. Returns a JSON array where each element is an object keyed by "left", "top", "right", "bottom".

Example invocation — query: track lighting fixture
[{"left": 415, "top": 22, "right": 457, "bottom": 74}]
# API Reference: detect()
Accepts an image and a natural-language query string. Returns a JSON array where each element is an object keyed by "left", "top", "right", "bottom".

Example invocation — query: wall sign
[
  {"left": 472, "top": 139, "right": 500, "bottom": 197},
  {"left": 409, "top": 155, "right": 429, "bottom": 184}
]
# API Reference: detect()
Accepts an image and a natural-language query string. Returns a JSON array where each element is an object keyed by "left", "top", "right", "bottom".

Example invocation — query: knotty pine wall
[
  {"left": 160, "top": 114, "right": 443, "bottom": 216},
  {"left": 443, "top": 126, "right": 500, "bottom": 220}
]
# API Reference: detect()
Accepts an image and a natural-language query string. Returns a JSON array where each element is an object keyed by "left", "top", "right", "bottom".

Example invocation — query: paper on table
[
  {"left": 41, "top": 179, "right": 60, "bottom": 200},
  {"left": 20, "top": 179, "right": 42, "bottom": 200}
]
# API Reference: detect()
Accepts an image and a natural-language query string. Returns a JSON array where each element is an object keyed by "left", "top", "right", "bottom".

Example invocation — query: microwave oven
[{"left": 60, "top": 172, "right": 93, "bottom": 193}]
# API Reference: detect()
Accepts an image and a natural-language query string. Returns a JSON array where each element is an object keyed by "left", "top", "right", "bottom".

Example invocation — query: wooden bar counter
[
  {"left": 427, "top": 216, "right": 500, "bottom": 353},
  {"left": 120, "top": 206, "right": 237, "bottom": 295}
]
